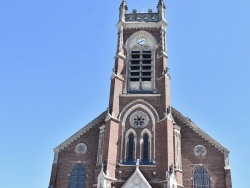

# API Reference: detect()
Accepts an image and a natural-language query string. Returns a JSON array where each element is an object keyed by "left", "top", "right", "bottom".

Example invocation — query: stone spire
[
  {"left": 119, "top": 0, "right": 128, "bottom": 22},
  {"left": 157, "top": 0, "right": 166, "bottom": 20}
]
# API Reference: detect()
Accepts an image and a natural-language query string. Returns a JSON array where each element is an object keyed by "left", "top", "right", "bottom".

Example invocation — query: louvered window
[{"left": 130, "top": 50, "right": 152, "bottom": 82}]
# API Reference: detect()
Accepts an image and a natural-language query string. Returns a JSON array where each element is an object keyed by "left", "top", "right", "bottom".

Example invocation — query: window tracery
[
  {"left": 120, "top": 102, "right": 157, "bottom": 165},
  {"left": 124, "top": 129, "right": 137, "bottom": 164},
  {"left": 69, "top": 164, "right": 86, "bottom": 188},
  {"left": 140, "top": 128, "right": 152, "bottom": 164},
  {"left": 193, "top": 166, "right": 211, "bottom": 188}
]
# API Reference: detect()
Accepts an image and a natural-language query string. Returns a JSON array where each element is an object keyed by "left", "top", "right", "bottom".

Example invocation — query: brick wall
[
  {"left": 176, "top": 118, "right": 228, "bottom": 188},
  {"left": 49, "top": 124, "right": 101, "bottom": 188}
]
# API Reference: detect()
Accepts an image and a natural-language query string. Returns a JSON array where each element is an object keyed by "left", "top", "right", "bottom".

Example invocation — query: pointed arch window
[
  {"left": 69, "top": 164, "right": 86, "bottom": 188},
  {"left": 193, "top": 166, "right": 211, "bottom": 188},
  {"left": 128, "top": 133, "right": 134, "bottom": 162},
  {"left": 123, "top": 129, "right": 137, "bottom": 164},
  {"left": 142, "top": 133, "right": 149, "bottom": 162},
  {"left": 139, "top": 129, "right": 152, "bottom": 165}
]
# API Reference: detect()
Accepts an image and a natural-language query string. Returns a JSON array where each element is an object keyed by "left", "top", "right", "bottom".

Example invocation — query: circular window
[
  {"left": 129, "top": 111, "right": 149, "bottom": 128},
  {"left": 194, "top": 145, "right": 207, "bottom": 156},
  {"left": 75, "top": 143, "right": 87, "bottom": 155}
]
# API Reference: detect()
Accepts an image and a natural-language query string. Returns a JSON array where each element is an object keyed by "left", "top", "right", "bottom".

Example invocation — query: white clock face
[
  {"left": 136, "top": 37, "right": 147, "bottom": 45},
  {"left": 130, "top": 111, "right": 149, "bottom": 128}
]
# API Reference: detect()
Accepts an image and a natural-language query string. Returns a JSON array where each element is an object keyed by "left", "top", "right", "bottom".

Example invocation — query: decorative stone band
[
  {"left": 125, "top": 13, "right": 159, "bottom": 22},
  {"left": 224, "top": 151, "right": 230, "bottom": 169}
]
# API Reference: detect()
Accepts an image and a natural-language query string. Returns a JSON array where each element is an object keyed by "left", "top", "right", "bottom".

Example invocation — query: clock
[
  {"left": 130, "top": 111, "right": 149, "bottom": 128},
  {"left": 136, "top": 37, "right": 147, "bottom": 45}
]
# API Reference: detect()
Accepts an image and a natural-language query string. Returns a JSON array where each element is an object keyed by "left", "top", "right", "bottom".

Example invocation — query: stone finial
[
  {"left": 157, "top": 0, "right": 166, "bottom": 9},
  {"left": 119, "top": 0, "right": 128, "bottom": 10},
  {"left": 119, "top": 0, "right": 128, "bottom": 22},
  {"left": 136, "top": 159, "right": 140, "bottom": 169},
  {"left": 157, "top": 0, "right": 166, "bottom": 20}
]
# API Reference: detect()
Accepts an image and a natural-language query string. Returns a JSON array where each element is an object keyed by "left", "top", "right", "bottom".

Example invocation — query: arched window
[
  {"left": 193, "top": 166, "right": 211, "bottom": 188},
  {"left": 127, "top": 133, "right": 134, "bottom": 162},
  {"left": 142, "top": 133, "right": 149, "bottom": 162},
  {"left": 69, "top": 164, "right": 86, "bottom": 188},
  {"left": 129, "top": 46, "right": 153, "bottom": 93},
  {"left": 130, "top": 48, "right": 152, "bottom": 81}
]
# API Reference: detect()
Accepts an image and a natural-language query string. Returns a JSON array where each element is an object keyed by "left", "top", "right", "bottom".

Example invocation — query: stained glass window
[
  {"left": 128, "top": 133, "right": 134, "bottom": 161},
  {"left": 69, "top": 164, "right": 86, "bottom": 188},
  {"left": 193, "top": 166, "right": 211, "bottom": 188},
  {"left": 142, "top": 133, "right": 149, "bottom": 162}
]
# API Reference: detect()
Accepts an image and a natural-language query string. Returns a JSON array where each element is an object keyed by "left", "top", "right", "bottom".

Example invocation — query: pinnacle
[
  {"left": 120, "top": 0, "right": 128, "bottom": 10},
  {"left": 157, "top": 0, "right": 166, "bottom": 9}
]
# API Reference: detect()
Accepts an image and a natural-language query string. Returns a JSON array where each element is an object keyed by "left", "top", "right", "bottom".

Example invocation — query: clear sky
[{"left": 0, "top": 0, "right": 249, "bottom": 187}]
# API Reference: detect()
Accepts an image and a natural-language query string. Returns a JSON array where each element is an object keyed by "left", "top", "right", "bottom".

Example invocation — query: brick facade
[{"left": 48, "top": 1, "right": 232, "bottom": 188}]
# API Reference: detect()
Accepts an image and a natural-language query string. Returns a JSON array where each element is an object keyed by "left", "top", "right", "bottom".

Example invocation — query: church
[{"left": 48, "top": 1, "right": 232, "bottom": 187}]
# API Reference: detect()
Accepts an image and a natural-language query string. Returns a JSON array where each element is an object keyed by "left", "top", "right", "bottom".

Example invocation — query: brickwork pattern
[
  {"left": 49, "top": 4, "right": 232, "bottom": 187},
  {"left": 49, "top": 124, "right": 102, "bottom": 188},
  {"left": 174, "top": 115, "right": 229, "bottom": 188}
]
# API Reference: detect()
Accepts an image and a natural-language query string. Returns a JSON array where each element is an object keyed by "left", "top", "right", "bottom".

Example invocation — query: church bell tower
[
  {"left": 48, "top": 1, "right": 232, "bottom": 188},
  {"left": 101, "top": 0, "right": 181, "bottom": 187}
]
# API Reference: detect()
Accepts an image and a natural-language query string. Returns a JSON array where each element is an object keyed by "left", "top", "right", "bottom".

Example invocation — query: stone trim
[
  {"left": 171, "top": 107, "right": 229, "bottom": 153},
  {"left": 124, "top": 128, "right": 137, "bottom": 162},
  {"left": 121, "top": 160, "right": 152, "bottom": 188},
  {"left": 117, "top": 163, "right": 157, "bottom": 167},
  {"left": 140, "top": 128, "right": 152, "bottom": 162},
  {"left": 54, "top": 110, "right": 107, "bottom": 151},
  {"left": 119, "top": 99, "right": 159, "bottom": 122},
  {"left": 117, "top": 20, "right": 167, "bottom": 30},
  {"left": 120, "top": 94, "right": 161, "bottom": 97}
]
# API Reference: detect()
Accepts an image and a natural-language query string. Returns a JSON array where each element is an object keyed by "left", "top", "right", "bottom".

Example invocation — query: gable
[
  {"left": 54, "top": 110, "right": 107, "bottom": 152},
  {"left": 171, "top": 107, "right": 229, "bottom": 154},
  {"left": 122, "top": 165, "right": 151, "bottom": 188}
]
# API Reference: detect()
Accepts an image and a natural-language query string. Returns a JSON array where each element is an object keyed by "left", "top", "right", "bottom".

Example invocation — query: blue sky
[{"left": 0, "top": 0, "right": 249, "bottom": 187}]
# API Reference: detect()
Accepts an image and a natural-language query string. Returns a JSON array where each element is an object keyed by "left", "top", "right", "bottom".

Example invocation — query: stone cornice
[
  {"left": 120, "top": 93, "right": 161, "bottom": 97},
  {"left": 117, "top": 19, "right": 167, "bottom": 30}
]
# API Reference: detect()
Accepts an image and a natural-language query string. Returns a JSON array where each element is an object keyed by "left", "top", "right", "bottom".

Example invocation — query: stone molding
[
  {"left": 53, "top": 110, "right": 107, "bottom": 152},
  {"left": 172, "top": 107, "right": 229, "bottom": 153},
  {"left": 121, "top": 161, "right": 152, "bottom": 188}
]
